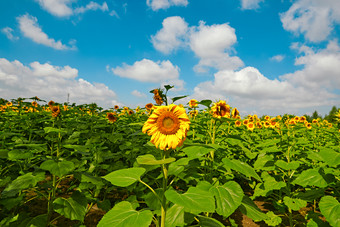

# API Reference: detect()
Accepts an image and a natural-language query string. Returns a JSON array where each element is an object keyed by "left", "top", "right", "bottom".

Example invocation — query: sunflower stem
[{"left": 160, "top": 150, "right": 169, "bottom": 227}]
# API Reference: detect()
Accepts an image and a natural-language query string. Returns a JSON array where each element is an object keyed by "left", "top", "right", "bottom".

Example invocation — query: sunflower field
[{"left": 0, "top": 88, "right": 339, "bottom": 227}]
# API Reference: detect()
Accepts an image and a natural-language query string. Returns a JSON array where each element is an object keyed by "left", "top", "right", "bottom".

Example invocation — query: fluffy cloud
[
  {"left": 17, "top": 14, "right": 76, "bottom": 50},
  {"left": 35, "top": 0, "right": 73, "bottom": 17},
  {"left": 0, "top": 58, "right": 120, "bottom": 108},
  {"left": 191, "top": 41, "right": 340, "bottom": 116},
  {"left": 280, "top": 0, "right": 340, "bottom": 42},
  {"left": 189, "top": 21, "right": 244, "bottom": 72},
  {"left": 152, "top": 17, "right": 243, "bottom": 72},
  {"left": 146, "top": 0, "right": 188, "bottom": 11},
  {"left": 131, "top": 90, "right": 147, "bottom": 98},
  {"left": 36, "top": 0, "right": 110, "bottom": 17},
  {"left": 240, "top": 0, "right": 264, "bottom": 10},
  {"left": 74, "top": 2, "right": 109, "bottom": 14},
  {"left": 1, "top": 27, "right": 19, "bottom": 41},
  {"left": 151, "top": 16, "right": 188, "bottom": 54},
  {"left": 112, "top": 58, "right": 184, "bottom": 90},
  {"left": 270, "top": 55, "right": 285, "bottom": 62}
]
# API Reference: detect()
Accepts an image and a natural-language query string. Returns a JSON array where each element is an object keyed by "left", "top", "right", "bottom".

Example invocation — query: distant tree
[
  {"left": 311, "top": 110, "right": 322, "bottom": 120},
  {"left": 325, "top": 106, "right": 339, "bottom": 123},
  {"left": 304, "top": 114, "right": 312, "bottom": 122}
]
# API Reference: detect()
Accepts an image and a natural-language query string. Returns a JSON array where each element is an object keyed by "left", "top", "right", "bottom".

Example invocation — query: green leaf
[
  {"left": 53, "top": 191, "right": 87, "bottom": 221},
  {"left": 43, "top": 127, "right": 67, "bottom": 134},
  {"left": 165, "top": 187, "right": 215, "bottom": 214},
  {"left": 198, "top": 99, "right": 212, "bottom": 108},
  {"left": 254, "top": 153, "right": 275, "bottom": 171},
  {"left": 283, "top": 197, "right": 307, "bottom": 211},
  {"left": 97, "top": 201, "right": 153, "bottom": 227},
  {"left": 264, "top": 211, "right": 282, "bottom": 226},
  {"left": 183, "top": 146, "right": 214, "bottom": 159},
  {"left": 319, "top": 196, "right": 340, "bottom": 227},
  {"left": 275, "top": 160, "right": 300, "bottom": 170},
  {"left": 172, "top": 95, "right": 188, "bottom": 103},
  {"left": 318, "top": 148, "right": 340, "bottom": 167},
  {"left": 223, "top": 158, "right": 261, "bottom": 181},
  {"left": 136, "top": 154, "right": 175, "bottom": 165},
  {"left": 165, "top": 204, "right": 185, "bottom": 227},
  {"left": 209, "top": 181, "right": 244, "bottom": 217},
  {"left": 143, "top": 189, "right": 162, "bottom": 211},
  {"left": 24, "top": 214, "right": 48, "bottom": 227},
  {"left": 296, "top": 188, "right": 325, "bottom": 202},
  {"left": 293, "top": 168, "right": 329, "bottom": 188},
  {"left": 239, "top": 196, "right": 267, "bottom": 222},
  {"left": 197, "top": 215, "right": 225, "bottom": 227},
  {"left": 2, "top": 172, "right": 45, "bottom": 197},
  {"left": 40, "top": 160, "right": 75, "bottom": 177},
  {"left": 8, "top": 150, "right": 33, "bottom": 160},
  {"left": 103, "top": 167, "right": 145, "bottom": 187},
  {"left": 164, "top": 84, "right": 174, "bottom": 91}
]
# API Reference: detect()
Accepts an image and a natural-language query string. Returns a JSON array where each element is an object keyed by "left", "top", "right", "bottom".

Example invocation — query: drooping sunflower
[
  {"left": 51, "top": 105, "right": 61, "bottom": 118},
  {"left": 48, "top": 100, "right": 55, "bottom": 107},
  {"left": 145, "top": 103, "right": 154, "bottom": 110},
  {"left": 211, "top": 101, "right": 230, "bottom": 118},
  {"left": 107, "top": 112, "right": 117, "bottom": 123},
  {"left": 231, "top": 107, "right": 239, "bottom": 118},
  {"left": 189, "top": 99, "right": 198, "bottom": 108},
  {"left": 142, "top": 104, "right": 190, "bottom": 150}
]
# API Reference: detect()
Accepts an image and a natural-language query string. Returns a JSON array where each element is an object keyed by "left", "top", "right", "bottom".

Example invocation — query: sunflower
[
  {"left": 31, "top": 101, "right": 38, "bottom": 107},
  {"left": 128, "top": 110, "right": 134, "bottom": 115},
  {"left": 48, "top": 100, "right": 55, "bottom": 107},
  {"left": 305, "top": 122, "right": 312, "bottom": 129},
  {"left": 51, "top": 105, "right": 61, "bottom": 118},
  {"left": 145, "top": 103, "right": 154, "bottom": 110},
  {"left": 246, "top": 122, "right": 255, "bottom": 131},
  {"left": 6, "top": 102, "right": 12, "bottom": 107},
  {"left": 142, "top": 104, "right": 190, "bottom": 150},
  {"left": 107, "top": 112, "right": 117, "bottom": 123},
  {"left": 231, "top": 108, "right": 239, "bottom": 118},
  {"left": 211, "top": 101, "right": 230, "bottom": 118},
  {"left": 235, "top": 120, "right": 242, "bottom": 127},
  {"left": 189, "top": 99, "right": 198, "bottom": 108},
  {"left": 114, "top": 105, "right": 119, "bottom": 110}
]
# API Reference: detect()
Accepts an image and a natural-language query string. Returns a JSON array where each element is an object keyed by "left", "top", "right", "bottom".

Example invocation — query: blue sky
[{"left": 1, "top": 0, "right": 340, "bottom": 116}]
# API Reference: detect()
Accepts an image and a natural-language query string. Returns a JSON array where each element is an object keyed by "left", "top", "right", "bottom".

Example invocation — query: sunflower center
[{"left": 157, "top": 111, "right": 180, "bottom": 135}]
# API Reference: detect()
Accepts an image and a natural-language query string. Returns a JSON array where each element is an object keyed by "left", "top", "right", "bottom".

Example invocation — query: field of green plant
[{"left": 0, "top": 89, "right": 339, "bottom": 227}]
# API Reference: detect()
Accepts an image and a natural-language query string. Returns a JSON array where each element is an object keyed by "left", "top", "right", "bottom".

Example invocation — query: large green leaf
[
  {"left": 136, "top": 154, "right": 175, "bottom": 165},
  {"left": 239, "top": 196, "right": 267, "bottom": 222},
  {"left": 209, "top": 181, "right": 244, "bottom": 217},
  {"left": 319, "top": 196, "right": 340, "bottom": 227},
  {"left": 318, "top": 148, "right": 340, "bottom": 167},
  {"left": 275, "top": 160, "right": 300, "bottom": 170},
  {"left": 223, "top": 158, "right": 261, "bottom": 181},
  {"left": 197, "top": 215, "right": 225, "bottom": 227},
  {"left": 103, "top": 167, "right": 145, "bottom": 187},
  {"left": 283, "top": 196, "right": 307, "bottom": 211},
  {"left": 97, "top": 201, "right": 153, "bottom": 227},
  {"left": 165, "top": 204, "right": 185, "bottom": 227},
  {"left": 40, "top": 160, "right": 75, "bottom": 177},
  {"left": 53, "top": 191, "right": 87, "bottom": 221},
  {"left": 2, "top": 172, "right": 45, "bottom": 197},
  {"left": 254, "top": 153, "right": 275, "bottom": 171},
  {"left": 8, "top": 150, "right": 33, "bottom": 160},
  {"left": 293, "top": 168, "right": 330, "bottom": 188},
  {"left": 165, "top": 187, "right": 215, "bottom": 214},
  {"left": 183, "top": 146, "right": 214, "bottom": 159}
]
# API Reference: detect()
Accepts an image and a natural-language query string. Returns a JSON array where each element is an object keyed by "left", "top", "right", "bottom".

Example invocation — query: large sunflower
[
  {"left": 211, "top": 101, "right": 230, "bottom": 118},
  {"left": 142, "top": 104, "right": 190, "bottom": 150}
]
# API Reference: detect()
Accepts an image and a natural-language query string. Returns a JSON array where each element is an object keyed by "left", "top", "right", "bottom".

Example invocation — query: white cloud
[
  {"left": 36, "top": 0, "right": 111, "bottom": 18},
  {"left": 17, "top": 14, "right": 76, "bottom": 50},
  {"left": 240, "top": 0, "right": 264, "bottom": 10},
  {"left": 112, "top": 58, "right": 184, "bottom": 90},
  {"left": 191, "top": 41, "right": 340, "bottom": 116},
  {"left": 146, "top": 0, "right": 188, "bottom": 11},
  {"left": 0, "top": 58, "right": 120, "bottom": 108},
  {"left": 151, "top": 18, "right": 243, "bottom": 72},
  {"left": 1, "top": 27, "right": 19, "bottom": 41},
  {"left": 151, "top": 16, "right": 188, "bottom": 54},
  {"left": 270, "top": 55, "right": 285, "bottom": 62},
  {"left": 280, "top": 0, "right": 340, "bottom": 42},
  {"left": 74, "top": 2, "right": 109, "bottom": 14},
  {"left": 131, "top": 90, "right": 147, "bottom": 98},
  {"left": 109, "top": 10, "right": 120, "bottom": 18},
  {"left": 36, "top": 0, "right": 74, "bottom": 17},
  {"left": 189, "top": 21, "right": 244, "bottom": 72}
]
